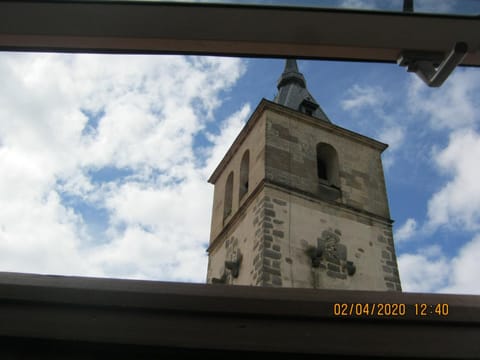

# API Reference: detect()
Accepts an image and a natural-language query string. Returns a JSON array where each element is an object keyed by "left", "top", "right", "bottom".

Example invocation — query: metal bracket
[{"left": 398, "top": 42, "right": 468, "bottom": 87}]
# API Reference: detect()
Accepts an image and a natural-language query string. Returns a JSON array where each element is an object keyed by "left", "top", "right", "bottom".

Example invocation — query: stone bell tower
[{"left": 206, "top": 60, "right": 401, "bottom": 291}]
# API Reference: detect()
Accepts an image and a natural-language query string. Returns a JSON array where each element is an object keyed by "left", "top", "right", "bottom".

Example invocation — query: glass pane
[
  {"left": 0, "top": 52, "right": 479, "bottom": 295},
  {"left": 92, "top": 0, "right": 480, "bottom": 16}
]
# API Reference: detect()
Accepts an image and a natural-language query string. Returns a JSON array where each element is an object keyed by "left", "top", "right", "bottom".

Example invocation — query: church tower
[{"left": 206, "top": 60, "right": 401, "bottom": 291}]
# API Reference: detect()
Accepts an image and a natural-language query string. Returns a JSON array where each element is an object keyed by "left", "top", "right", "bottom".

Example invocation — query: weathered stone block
[
  {"left": 327, "top": 263, "right": 340, "bottom": 272},
  {"left": 264, "top": 266, "right": 281, "bottom": 276},
  {"left": 327, "top": 271, "right": 347, "bottom": 280},
  {"left": 265, "top": 209, "right": 276, "bottom": 217},
  {"left": 384, "top": 275, "right": 400, "bottom": 283},
  {"left": 271, "top": 123, "right": 299, "bottom": 143},
  {"left": 272, "top": 276, "right": 283, "bottom": 286},
  {"left": 273, "top": 230, "right": 284, "bottom": 238},
  {"left": 336, "top": 244, "right": 347, "bottom": 261},
  {"left": 264, "top": 249, "right": 281, "bottom": 260},
  {"left": 273, "top": 199, "right": 287, "bottom": 206},
  {"left": 325, "top": 255, "right": 340, "bottom": 265}
]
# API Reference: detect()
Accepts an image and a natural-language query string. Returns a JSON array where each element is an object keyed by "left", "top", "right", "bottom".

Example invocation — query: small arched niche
[
  {"left": 239, "top": 150, "right": 250, "bottom": 200},
  {"left": 316, "top": 143, "right": 340, "bottom": 188},
  {"left": 224, "top": 171, "right": 234, "bottom": 219}
]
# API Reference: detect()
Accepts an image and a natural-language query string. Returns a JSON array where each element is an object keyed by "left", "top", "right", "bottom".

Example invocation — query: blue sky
[
  {"left": 172, "top": 0, "right": 480, "bottom": 15},
  {"left": 0, "top": 51, "right": 479, "bottom": 294}
]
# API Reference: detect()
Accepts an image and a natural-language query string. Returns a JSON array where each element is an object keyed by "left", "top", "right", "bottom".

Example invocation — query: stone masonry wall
[
  {"left": 264, "top": 185, "right": 401, "bottom": 291},
  {"left": 265, "top": 109, "right": 391, "bottom": 220},
  {"left": 209, "top": 113, "right": 266, "bottom": 243},
  {"left": 207, "top": 104, "right": 401, "bottom": 291},
  {"left": 207, "top": 184, "right": 401, "bottom": 291},
  {"left": 251, "top": 194, "right": 285, "bottom": 286}
]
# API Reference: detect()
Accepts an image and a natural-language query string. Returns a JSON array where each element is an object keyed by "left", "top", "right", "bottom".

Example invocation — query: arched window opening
[
  {"left": 317, "top": 158, "right": 327, "bottom": 180},
  {"left": 239, "top": 150, "right": 250, "bottom": 200},
  {"left": 316, "top": 143, "right": 340, "bottom": 187},
  {"left": 224, "top": 172, "right": 234, "bottom": 219}
]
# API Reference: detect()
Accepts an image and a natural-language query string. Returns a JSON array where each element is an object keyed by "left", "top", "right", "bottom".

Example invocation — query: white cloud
[
  {"left": 392, "top": 61, "right": 480, "bottom": 294},
  {"left": 341, "top": 84, "right": 386, "bottom": 111},
  {"left": 398, "top": 251, "right": 450, "bottom": 293},
  {"left": 394, "top": 218, "right": 417, "bottom": 242},
  {"left": 402, "top": 65, "right": 480, "bottom": 247},
  {"left": 441, "top": 234, "right": 480, "bottom": 295},
  {"left": 417, "top": 244, "right": 443, "bottom": 258},
  {"left": 0, "top": 189, "right": 95, "bottom": 276},
  {"left": 0, "top": 53, "right": 247, "bottom": 282},
  {"left": 339, "top": 0, "right": 395, "bottom": 10},
  {"left": 407, "top": 69, "right": 480, "bottom": 130},
  {"left": 398, "top": 235, "right": 480, "bottom": 295},
  {"left": 378, "top": 125, "right": 406, "bottom": 169},
  {"left": 338, "top": 0, "right": 453, "bottom": 13},
  {"left": 339, "top": 0, "right": 377, "bottom": 9},
  {"left": 414, "top": 0, "right": 454, "bottom": 13},
  {"left": 341, "top": 83, "right": 406, "bottom": 168},
  {"left": 203, "top": 104, "right": 251, "bottom": 178},
  {"left": 426, "top": 129, "right": 480, "bottom": 231},
  {"left": 378, "top": 125, "right": 405, "bottom": 151}
]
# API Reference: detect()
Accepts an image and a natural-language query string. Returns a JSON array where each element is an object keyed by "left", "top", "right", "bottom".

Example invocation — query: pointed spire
[
  {"left": 274, "top": 59, "right": 330, "bottom": 123},
  {"left": 277, "top": 59, "right": 306, "bottom": 89}
]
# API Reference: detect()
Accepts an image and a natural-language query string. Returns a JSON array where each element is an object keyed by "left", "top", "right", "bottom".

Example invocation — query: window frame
[{"left": 0, "top": 1, "right": 478, "bottom": 68}]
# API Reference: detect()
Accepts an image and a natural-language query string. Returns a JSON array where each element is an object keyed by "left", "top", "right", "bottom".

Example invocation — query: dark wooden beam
[
  {"left": 0, "top": 1, "right": 478, "bottom": 66},
  {"left": 0, "top": 272, "right": 479, "bottom": 358}
]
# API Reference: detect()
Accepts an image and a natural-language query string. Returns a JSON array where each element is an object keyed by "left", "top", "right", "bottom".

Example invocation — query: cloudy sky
[
  {"left": 190, "top": 0, "right": 479, "bottom": 15},
  {"left": 1, "top": 2, "right": 479, "bottom": 294}
]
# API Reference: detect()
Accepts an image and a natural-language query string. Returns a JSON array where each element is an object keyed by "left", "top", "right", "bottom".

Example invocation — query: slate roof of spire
[{"left": 273, "top": 59, "right": 330, "bottom": 123}]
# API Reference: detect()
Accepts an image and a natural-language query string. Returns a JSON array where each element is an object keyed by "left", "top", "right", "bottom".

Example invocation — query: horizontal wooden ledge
[
  {"left": 0, "top": 271, "right": 478, "bottom": 322},
  {"left": 0, "top": 1, "right": 478, "bottom": 66},
  {"left": 0, "top": 272, "right": 479, "bottom": 358}
]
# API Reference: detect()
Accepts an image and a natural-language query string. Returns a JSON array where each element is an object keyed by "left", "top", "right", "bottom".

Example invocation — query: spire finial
[
  {"left": 273, "top": 59, "right": 330, "bottom": 123},
  {"left": 285, "top": 59, "right": 299, "bottom": 72}
]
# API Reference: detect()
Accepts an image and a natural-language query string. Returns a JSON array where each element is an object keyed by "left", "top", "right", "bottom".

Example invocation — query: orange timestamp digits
[
  {"left": 333, "top": 303, "right": 449, "bottom": 317},
  {"left": 333, "top": 303, "right": 406, "bottom": 317}
]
